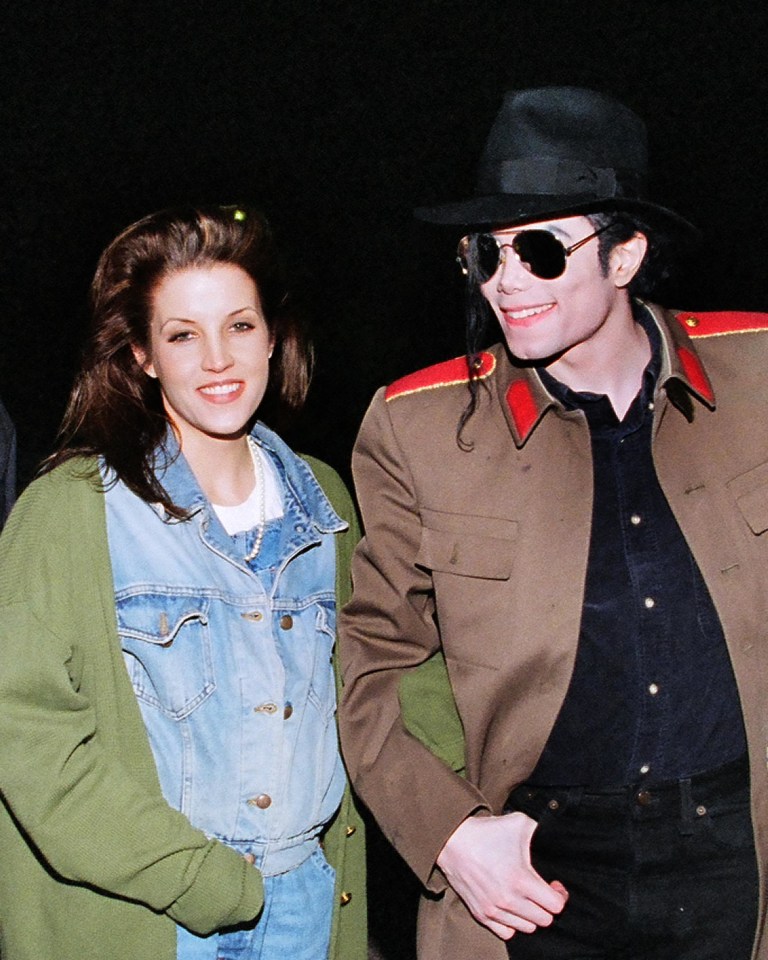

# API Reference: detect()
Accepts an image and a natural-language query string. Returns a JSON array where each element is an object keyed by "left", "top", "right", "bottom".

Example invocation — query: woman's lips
[{"left": 197, "top": 380, "right": 245, "bottom": 403}]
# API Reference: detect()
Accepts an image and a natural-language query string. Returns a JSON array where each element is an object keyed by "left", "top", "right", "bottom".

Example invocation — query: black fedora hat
[{"left": 415, "top": 86, "right": 696, "bottom": 236}]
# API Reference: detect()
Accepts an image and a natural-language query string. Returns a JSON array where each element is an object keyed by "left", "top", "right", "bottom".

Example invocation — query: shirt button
[
  {"left": 241, "top": 611, "right": 263, "bottom": 622},
  {"left": 644, "top": 597, "right": 655, "bottom": 609},
  {"left": 636, "top": 789, "right": 653, "bottom": 806},
  {"left": 640, "top": 764, "right": 650, "bottom": 775},
  {"left": 630, "top": 514, "right": 642, "bottom": 526},
  {"left": 254, "top": 702, "right": 278, "bottom": 714},
  {"left": 648, "top": 683, "right": 659, "bottom": 695},
  {"left": 340, "top": 891, "right": 352, "bottom": 906},
  {"left": 280, "top": 614, "right": 294, "bottom": 630},
  {"left": 283, "top": 702, "right": 294, "bottom": 720},
  {"left": 345, "top": 825, "right": 357, "bottom": 837},
  {"left": 247, "top": 794, "right": 272, "bottom": 809},
  {"left": 648, "top": 401, "right": 655, "bottom": 410}
]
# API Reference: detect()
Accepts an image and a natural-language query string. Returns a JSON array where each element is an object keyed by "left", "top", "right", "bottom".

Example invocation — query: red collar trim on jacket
[
  {"left": 385, "top": 352, "right": 496, "bottom": 401},
  {"left": 674, "top": 346, "right": 715, "bottom": 405},
  {"left": 505, "top": 380, "right": 540, "bottom": 442}
]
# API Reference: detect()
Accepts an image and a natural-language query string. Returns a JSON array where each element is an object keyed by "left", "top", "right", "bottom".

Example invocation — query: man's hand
[{"left": 436, "top": 812, "right": 568, "bottom": 940}]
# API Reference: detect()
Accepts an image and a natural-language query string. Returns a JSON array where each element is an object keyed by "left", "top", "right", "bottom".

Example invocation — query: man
[{"left": 339, "top": 87, "right": 768, "bottom": 960}]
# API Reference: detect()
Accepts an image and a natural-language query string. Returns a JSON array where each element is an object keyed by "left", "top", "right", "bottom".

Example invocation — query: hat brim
[{"left": 414, "top": 194, "right": 698, "bottom": 240}]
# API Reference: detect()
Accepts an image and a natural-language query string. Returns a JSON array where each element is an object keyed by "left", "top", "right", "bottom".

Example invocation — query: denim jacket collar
[{"left": 152, "top": 423, "right": 346, "bottom": 539}]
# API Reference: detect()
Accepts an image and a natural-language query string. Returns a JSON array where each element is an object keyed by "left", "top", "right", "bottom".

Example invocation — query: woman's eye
[
  {"left": 167, "top": 330, "right": 193, "bottom": 343},
  {"left": 231, "top": 321, "right": 255, "bottom": 333}
]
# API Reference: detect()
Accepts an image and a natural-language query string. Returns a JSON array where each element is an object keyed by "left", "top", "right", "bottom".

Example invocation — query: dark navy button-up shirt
[{"left": 528, "top": 313, "right": 746, "bottom": 787}]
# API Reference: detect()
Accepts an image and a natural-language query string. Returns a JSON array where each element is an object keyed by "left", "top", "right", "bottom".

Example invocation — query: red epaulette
[
  {"left": 385, "top": 351, "right": 496, "bottom": 401},
  {"left": 675, "top": 310, "right": 768, "bottom": 337}
]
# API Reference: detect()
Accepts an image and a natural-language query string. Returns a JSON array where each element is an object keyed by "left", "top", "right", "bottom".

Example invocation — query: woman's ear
[
  {"left": 131, "top": 343, "right": 157, "bottom": 378},
  {"left": 610, "top": 231, "right": 648, "bottom": 289}
]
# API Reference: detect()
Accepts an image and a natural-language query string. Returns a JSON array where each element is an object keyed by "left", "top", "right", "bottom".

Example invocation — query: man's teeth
[{"left": 507, "top": 304, "right": 552, "bottom": 320}]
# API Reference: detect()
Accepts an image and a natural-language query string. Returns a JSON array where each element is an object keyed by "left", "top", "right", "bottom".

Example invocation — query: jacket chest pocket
[
  {"left": 117, "top": 593, "right": 215, "bottom": 719},
  {"left": 415, "top": 509, "right": 518, "bottom": 580}
]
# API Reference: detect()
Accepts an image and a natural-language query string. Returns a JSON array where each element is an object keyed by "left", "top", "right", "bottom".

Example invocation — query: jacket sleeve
[
  {"left": 338, "top": 391, "right": 489, "bottom": 892},
  {"left": 0, "top": 467, "right": 264, "bottom": 935}
]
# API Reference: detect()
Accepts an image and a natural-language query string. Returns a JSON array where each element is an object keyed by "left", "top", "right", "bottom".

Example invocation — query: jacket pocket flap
[
  {"left": 416, "top": 526, "right": 514, "bottom": 579},
  {"left": 116, "top": 593, "right": 210, "bottom": 645},
  {"left": 735, "top": 486, "right": 768, "bottom": 535},
  {"left": 728, "top": 462, "right": 768, "bottom": 535}
]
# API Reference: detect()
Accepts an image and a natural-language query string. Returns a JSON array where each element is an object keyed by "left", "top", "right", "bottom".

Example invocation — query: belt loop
[
  {"left": 678, "top": 777, "right": 695, "bottom": 836},
  {"left": 564, "top": 785, "right": 584, "bottom": 812}
]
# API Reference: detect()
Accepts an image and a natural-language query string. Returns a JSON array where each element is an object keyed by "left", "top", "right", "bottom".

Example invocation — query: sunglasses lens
[
  {"left": 513, "top": 230, "right": 567, "bottom": 279},
  {"left": 474, "top": 234, "right": 502, "bottom": 280}
]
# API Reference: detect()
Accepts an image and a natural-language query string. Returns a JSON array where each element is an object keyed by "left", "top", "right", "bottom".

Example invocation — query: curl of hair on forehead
[{"left": 43, "top": 205, "right": 312, "bottom": 518}]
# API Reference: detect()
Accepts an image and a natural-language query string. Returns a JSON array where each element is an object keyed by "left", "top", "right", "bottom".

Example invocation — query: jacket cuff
[{"left": 167, "top": 842, "right": 264, "bottom": 935}]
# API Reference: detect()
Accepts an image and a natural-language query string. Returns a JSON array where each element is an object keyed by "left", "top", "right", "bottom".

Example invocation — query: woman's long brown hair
[{"left": 42, "top": 205, "right": 311, "bottom": 517}]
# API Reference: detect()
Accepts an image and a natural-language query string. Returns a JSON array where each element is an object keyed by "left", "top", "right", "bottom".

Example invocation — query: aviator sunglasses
[{"left": 456, "top": 221, "right": 614, "bottom": 282}]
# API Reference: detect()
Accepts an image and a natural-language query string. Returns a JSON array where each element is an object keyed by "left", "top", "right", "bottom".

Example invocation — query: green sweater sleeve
[{"left": 0, "top": 464, "right": 264, "bottom": 935}]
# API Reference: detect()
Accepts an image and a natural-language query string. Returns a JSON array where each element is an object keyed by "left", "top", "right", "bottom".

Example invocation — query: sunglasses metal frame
[{"left": 456, "top": 221, "right": 615, "bottom": 281}]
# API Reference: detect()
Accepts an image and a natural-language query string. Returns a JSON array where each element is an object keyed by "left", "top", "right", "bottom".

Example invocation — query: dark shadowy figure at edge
[
  {"left": 0, "top": 397, "right": 16, "bottom": 528},
  {"left": 340, "top": 87, "right": 766, "bottom": 960}
]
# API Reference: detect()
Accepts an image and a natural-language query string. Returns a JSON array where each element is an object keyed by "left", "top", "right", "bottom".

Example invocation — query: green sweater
[{"left": 0, "top": 457, "right": 366, "bottom": 960}]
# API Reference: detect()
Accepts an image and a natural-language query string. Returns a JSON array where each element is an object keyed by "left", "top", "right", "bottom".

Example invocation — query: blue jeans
[
  {"left": 176, "top": 846, "right": 335, "bottom": 960},
  {"left": 504, "top": 756, "right": 758, "bottom": 959}
]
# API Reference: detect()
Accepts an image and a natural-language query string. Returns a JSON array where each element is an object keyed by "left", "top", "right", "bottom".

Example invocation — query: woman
[{"left": 0, "top": 205, "right": 365, "bottom": 960}]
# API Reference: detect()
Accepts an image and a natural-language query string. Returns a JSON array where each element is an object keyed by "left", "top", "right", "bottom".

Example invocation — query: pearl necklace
[{"left": 244, "top": 437, "right": 267, "bottom": 561}]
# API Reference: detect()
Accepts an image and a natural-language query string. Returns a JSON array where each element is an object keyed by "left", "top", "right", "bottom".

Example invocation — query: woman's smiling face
[{"left": 134, "top": 262, "right": 272, "bottom": 449}]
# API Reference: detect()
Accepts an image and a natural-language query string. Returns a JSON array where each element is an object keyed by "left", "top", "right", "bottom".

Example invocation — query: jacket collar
[
  {"left": 496, "top": 300, "right": 716, "bottom": 447},
  {"left": 152, "top": 423, "right": 346, "bottom": 535}
]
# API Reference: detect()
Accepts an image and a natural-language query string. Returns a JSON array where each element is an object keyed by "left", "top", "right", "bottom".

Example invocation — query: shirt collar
[{"left": 496, "top": 300, "right": 716, "bottom": 447}]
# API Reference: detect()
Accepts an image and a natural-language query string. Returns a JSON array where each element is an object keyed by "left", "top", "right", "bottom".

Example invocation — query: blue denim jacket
[{"left": 105, "top": 423, "right": 347, "bottom": 876}]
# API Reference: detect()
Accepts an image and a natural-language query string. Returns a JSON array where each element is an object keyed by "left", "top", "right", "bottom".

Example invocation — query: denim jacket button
[
  {"left": 247, "top": 794, "right": 272, "bottom": 809},
  {"left": 241, "top": 611, "right": 264, "bottom": 622},
  {"left": 254, "top": 702, "right": 278, "bottom": 714},
  {"left": 283, "top": 702, "right": 294, "bottom": 719},
  {"left": 279, "top": 614, "right": 294, "bottom": 630}
]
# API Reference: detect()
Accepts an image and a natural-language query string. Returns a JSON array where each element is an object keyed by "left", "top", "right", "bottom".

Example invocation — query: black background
[
  {"left": 3, "top": 2, "right": 768, "bottom": 955},
  {"left": 3, "top": 0, "right": 768, "bottom": 489}
]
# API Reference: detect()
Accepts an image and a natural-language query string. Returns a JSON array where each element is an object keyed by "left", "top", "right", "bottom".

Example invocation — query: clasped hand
[{"left": 436, "top": 812, "right": 568, "bottom": 940}]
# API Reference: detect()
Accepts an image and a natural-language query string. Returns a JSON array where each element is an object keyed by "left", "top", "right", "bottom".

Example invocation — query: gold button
[
  {"left": 242, "top": 611, "right": 263, "bottom": 622},
  {"left": 345, "top": 825, "right": 356, "bottom": 837},
  {"left": 254, "top": 702, "right": 278, "bottom": 714},
  {"left": 684, "top": 315, "right": 700, "bottom": 328},
  {"left": 340, "top": 891, "right": 352, "bottom": 906},
  {"left": 280, "top": 614, "right": 294, "bottom": 630},
  {"left": 247, "top": 794, "right": 272, "bottom": 809},
  {"left": 283, "top": 703, "right": 294, "bottom": 720}
]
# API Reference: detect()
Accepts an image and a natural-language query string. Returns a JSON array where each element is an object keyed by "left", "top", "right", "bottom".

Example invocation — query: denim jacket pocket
[{"left": 117, "top": 592, "right": 215, "bottom": 719}]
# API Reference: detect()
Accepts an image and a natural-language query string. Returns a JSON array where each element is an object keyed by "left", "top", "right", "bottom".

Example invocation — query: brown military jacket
[{"left": 339, "top": 302, "right": 768, "bottom": 960}]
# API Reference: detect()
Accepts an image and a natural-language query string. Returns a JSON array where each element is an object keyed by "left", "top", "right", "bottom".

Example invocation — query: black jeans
[{"left": 503, "top": 756, "right": 758, "bottom": 960}]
